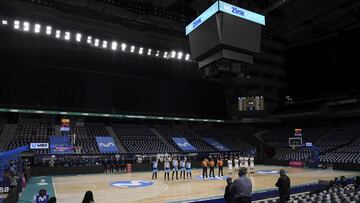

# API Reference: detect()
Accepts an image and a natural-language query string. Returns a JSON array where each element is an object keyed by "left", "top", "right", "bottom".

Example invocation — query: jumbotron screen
[{"left": 238, "top": 96, "right": 264, "bottom": 111}]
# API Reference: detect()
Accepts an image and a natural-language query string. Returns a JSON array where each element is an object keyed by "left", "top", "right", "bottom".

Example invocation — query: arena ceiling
[{"left": 5, "top": 0, "right": 360, "bottom": 47}]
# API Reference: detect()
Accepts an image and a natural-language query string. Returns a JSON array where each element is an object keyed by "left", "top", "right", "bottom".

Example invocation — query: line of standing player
[
  {"left": 152, "top": 157, "right": 192, "bottom": 181},
  {"left": 227, "top": 156, "right": 255, "bottom": 175}
]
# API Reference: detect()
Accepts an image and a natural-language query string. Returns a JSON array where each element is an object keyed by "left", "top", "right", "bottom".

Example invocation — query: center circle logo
[
  {"left": 110, "top": 180, "right": 153, "bottom": 188},
  {"left": 256, "top": 170, "right": 281, "bottom": 175}
]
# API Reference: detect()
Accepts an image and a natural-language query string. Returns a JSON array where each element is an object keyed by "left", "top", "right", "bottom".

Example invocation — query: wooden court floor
[{"left": 53, "top": 165, "right": 359, "bottom": 203}]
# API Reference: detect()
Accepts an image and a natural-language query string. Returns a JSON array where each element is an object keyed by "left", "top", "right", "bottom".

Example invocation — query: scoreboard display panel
[{"left": 238, "top": 96, "right": 264, "bottom": 111}]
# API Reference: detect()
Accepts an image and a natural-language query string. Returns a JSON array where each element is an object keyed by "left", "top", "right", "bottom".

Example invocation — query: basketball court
[{"left": 19, "top": 165, "right": 359, "bottom": 203}]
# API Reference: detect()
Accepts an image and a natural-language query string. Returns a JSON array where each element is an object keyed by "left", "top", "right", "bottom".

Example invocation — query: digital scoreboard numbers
[
  {"left": 238, "top": 96, "right": 264, "bottom": 111},
  {"left": 0, "top": 186, "right": 10, "bottom": 193}
]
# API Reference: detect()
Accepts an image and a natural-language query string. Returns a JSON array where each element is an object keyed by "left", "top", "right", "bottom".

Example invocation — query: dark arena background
[{"left": 0, "top": 0, "right": 360, "bottom": 203}]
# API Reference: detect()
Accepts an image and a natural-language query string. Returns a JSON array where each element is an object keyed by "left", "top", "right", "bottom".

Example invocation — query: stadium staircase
[
  {"left": 150, "top": 128, "right": 179, "bottom": 152},
  {"left": 105, "top": 126, "right": 127, "bottom": 153}
]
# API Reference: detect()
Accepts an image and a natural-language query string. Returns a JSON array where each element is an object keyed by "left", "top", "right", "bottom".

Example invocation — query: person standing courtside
[
  {"left": 164, "top": 159, "right": 170, "bottom": 181},
  {"left": 179, "top": 158, "right": 186, "bottom": 179},
  {"left": 224, "top": 177, "right": 233, "bottom": 203},
  {"left": 202, "top": 158, "right": 209, "bottom": 179},
  {"left": 152, "top": 159, "right": 158, "bottom": 180},
  {"left": 172, "top": 157, "right": 179, "bottom": 180},
  {"left": 228, "top": 156, "right": 233, "bottom": 175},
  {"left": 209, "top": 159, "right": 215, "bottom": 178},
  {"left": 275, "top": 169, "right": 291, "bottom": 203},
  {"left": 186, "top": 159, "right": 192, "bottom": 179},
  {"left": 217, "top": 157, "right": 224, "bottom": 177},
  {"left": 230, "top": 167, "right": 252, "bottom": 203}
]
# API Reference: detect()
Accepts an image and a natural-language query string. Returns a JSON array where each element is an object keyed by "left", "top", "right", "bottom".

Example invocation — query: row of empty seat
[{"left": 112, "top": 124, "right": 176, "bottom": 153}]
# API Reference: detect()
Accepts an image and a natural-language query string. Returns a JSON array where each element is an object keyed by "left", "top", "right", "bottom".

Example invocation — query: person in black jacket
[
  {"left": 355, "top": 176, "right": 360, "bottom": 191},
  {"left": 224, "top": 177, "right": 233, "bottom": 203},
  {"left": 275, "top": 169, "right": 291, "bottom": 203}
]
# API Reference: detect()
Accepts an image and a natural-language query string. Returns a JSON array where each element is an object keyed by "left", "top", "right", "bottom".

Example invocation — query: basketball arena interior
[{"left": 1, "top": 0, "right": 360, "bottom": 203}]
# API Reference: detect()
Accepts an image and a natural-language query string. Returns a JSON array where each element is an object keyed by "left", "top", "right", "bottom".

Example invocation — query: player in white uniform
[
  {"left": 152, "top": 159, "right": 158, "bottom": 180},
  {"left": 186, "top": 160, "right": 192, "bottom": 179},
  {"left": 179, "top": 159, "right": 186, "bottom": 179},
  {"left": 244, "top": 156, "right": 249, "bottom": 172},
  {"left": 164, "top": 159, "right": 170, "bottom": 181},
  {"left": 234, "top": 157, "right": 239, "bottom": 173},
  {"left": 239, "top": 156, "right": 244, "bottom": 168},
  {"left": 172, "top": 157, "right": 179, "bottom": 180},
  {"left": 249, "top": 156, "right": 255, "bottom": 173},
  {"left": 227, "top": 157, "right": 233, "bottom": 175}
]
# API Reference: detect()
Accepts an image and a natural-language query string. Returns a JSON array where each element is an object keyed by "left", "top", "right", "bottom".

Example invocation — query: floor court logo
[
  {"left": 256, "top": 170, "right": 281, "bottom": 175},
  {"left": 110, "top": 180, "right": 153, "bottom": 188},
  {"left": 195, "top": 176, "right": 229, "bottom": 180}
]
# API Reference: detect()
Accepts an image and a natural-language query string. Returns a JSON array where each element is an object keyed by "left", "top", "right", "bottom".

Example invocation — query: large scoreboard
[{"left": 238, "top": 96, "right": 264, "bottom": 111}]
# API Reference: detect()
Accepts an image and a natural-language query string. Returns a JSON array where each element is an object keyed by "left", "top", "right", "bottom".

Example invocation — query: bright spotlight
[
  {"left": 139, "top": 47, "right": 143, "bottom": 55},
  {"left": 23, "top": 22, "right": 30, "bottom": 31},
  {"left": 1, "top": 20, "right": 8, "bottom": 25},
  {"left": 76, "top": 33, "right": 82, "bottom": 42},
  {"left": 163, "top": 52, "right": 168, "bottom": 58},
  {"left": 64, "top": 32, "right": 71, "bottom": 40},
  {"left": 147, "top": 49, "right": 152, "bottom": 56},
  {"left": 102, "top": 40, "right": 108, "bottom": 48},
  {"left": 94, "top": 39, "right": 99, "bottom": 47},
  {"left": 185, "top": 54, "right": 190, "bottom": 61},
  {"left": 171, "top": 51, "right": 176, "bottom": 58},
  {"left": 111, "top": 41, "right": 117, "bottom": 50},
  {"left": 55, "top": 30, "right": 61, "bottom": 38},
  {"left": 87, "top": 36, "right": 92, "bottom": 44},
  {"left": 130, "top": 45, "right": 135, "bottom": 53},
  {"left": 121, "top": 43, "right": 127, "bottom": 51},
  {"left": 46, "top": 26, "right": 52, "bottom": 35},
  {"left": 14, "top": 20, "right": 20, "bottom": 29},
  {"left": 177, "top": 52, "right": 183, "bottom": 60},
  {"left": 34, "top": 24, "right": 41, "bottom": 33},
  {"left": 155, "top": 50, "right": 160, "bottom": 57}
]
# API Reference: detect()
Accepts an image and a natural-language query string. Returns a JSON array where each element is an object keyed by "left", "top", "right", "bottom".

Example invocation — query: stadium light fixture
[
  {"left": 177, "top": 52, "right": 183, "bottom": 60},
  {"left": 139, "top": 47, "right": 143, "bottom": 55},
  {"left": 23, "top": 22, "right": 30, "bottom": 31},
  {"left": 87, "top": 36, "right": 92, "bottom": 44},
  {"left": 147, "top": 49, "right": 152, "bottom": 56},
  {"left": 94, "top": 38, "right": 99, "bottom": 47},
  {"left": 121, "top": 43, "right": 127, "bottom": 51},
  {"left": 76, "top": 33, "right": 82, "bottom": 42},
  {"left": 55, "top": 30, "right": 61, "bottom": 38},
  {"left": 111, "top": 41, "right": 117, "bottom": 50},
  {"left": 130, "top": 45, "right": 135, "bottom": 53},
  {"left": 64, "top": 32, "right": 70, "bottom": 40},
  {"left": 14, "top": 20, "right": 20, "bottom": 29},
  {"left": 1, "top": 20, "right": 8, "bottom": 25},
  {"left": 171, "top": 51, "right": 176, "bottom": 58},
  {"left": 34, "top": 24, "right": 41, "bottom": 33},
  {"left": 46, "top": 26, "right": 52, "bottom": 35},
  {"left": 185, "top": 54, "right": 190, "bottom": 61},
  {"left": 163, "top": 51, "right": 168, "bottom": 58},
  {"left": 155, "top": 50, "right": 160, "bottom": 57},
  {"left": 102, "top": 40, "right": 108, "bottom": 48}
]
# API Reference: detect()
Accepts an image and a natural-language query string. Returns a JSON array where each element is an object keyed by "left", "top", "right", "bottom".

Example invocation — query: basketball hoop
[{"left": 291, "top": 146, "right": 296, "bottom": 150}]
